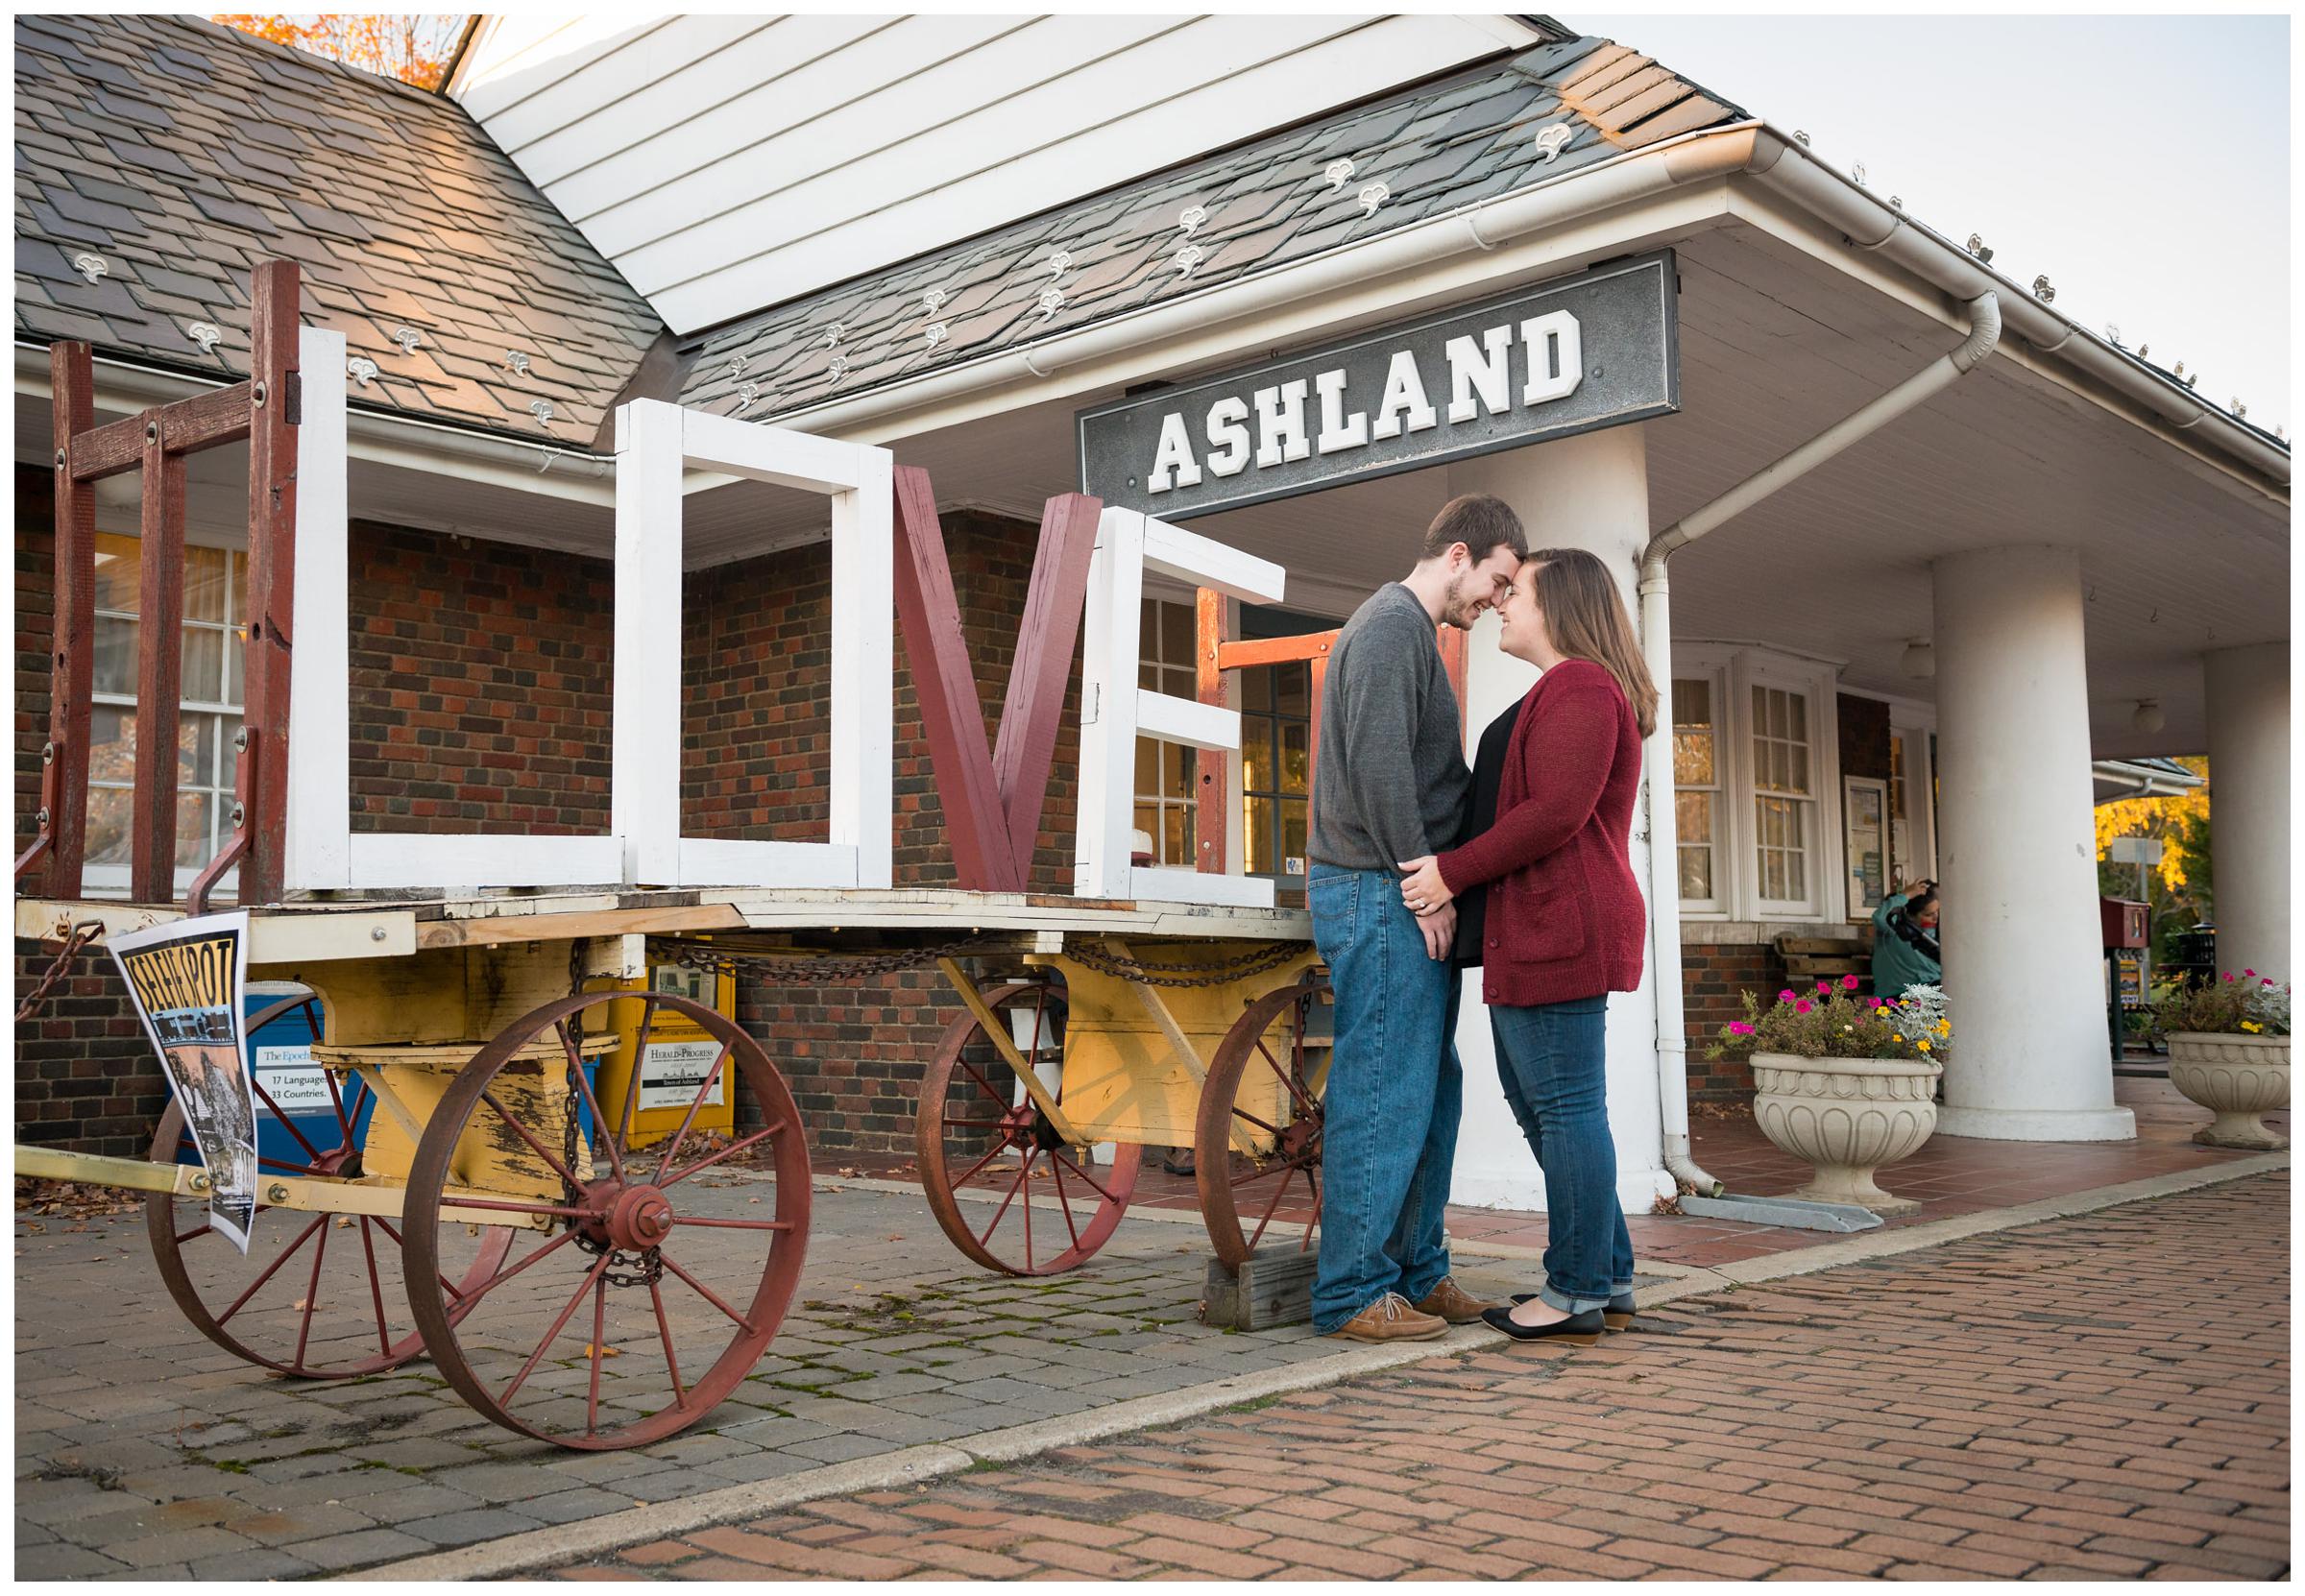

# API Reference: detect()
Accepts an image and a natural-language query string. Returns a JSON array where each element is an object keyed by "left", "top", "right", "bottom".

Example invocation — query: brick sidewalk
[{"left": 553, "top": 1172, "right": 2291, "bottom": 1582}]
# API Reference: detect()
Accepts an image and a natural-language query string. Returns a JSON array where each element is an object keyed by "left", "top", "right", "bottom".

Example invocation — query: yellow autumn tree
[
  {"left": 210, "top": 14, "right": 465, "bottom": 90},
  {"left": 2096, "top": 756, "right": 2210, "bottom": 893}
]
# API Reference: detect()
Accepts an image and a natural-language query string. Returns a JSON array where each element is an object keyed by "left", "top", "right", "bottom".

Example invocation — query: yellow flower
[
  {"left": 2242, "top": 1021, "right": 2264, "bottom": 1034},
  {"left": 1917, "top": 1039, "right": 1932, "bottom": 1052},
  {"left": 1936, "top": 1020, "right": 1951, "bottom": 1036}
]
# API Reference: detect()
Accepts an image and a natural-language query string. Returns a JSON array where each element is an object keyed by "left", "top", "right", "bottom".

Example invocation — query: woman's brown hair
[{"left": 1526, "top": 547, "right": 1660, "bottom": 738}]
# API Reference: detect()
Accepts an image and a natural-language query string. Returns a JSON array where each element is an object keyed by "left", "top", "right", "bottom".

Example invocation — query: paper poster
[{"left": 109, "top": 912, "right": 259, "bottom": 1253}]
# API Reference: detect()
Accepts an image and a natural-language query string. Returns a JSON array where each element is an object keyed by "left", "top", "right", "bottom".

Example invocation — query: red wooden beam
[
  {"left": 891, "top": 467, "right": 1019, "bottom": 892},
  {"left": 1193, "top": 588, "right": 1227, "bottom": 876},
  {"left": 38, "top": 342, "right": 97, "bottom": 899},
  {"left": 68, "top": 381, "right": 255, "bottom": 480},
  {"left": 1217, "top": 631, "right": 1337, "bottom": 671},
  {"left": 1437, "top": 624, "right": 1470, "bottom": 737},
  {"left": 130, "top": 418, "right": 187, "bottom": 905},
  {"left": 987, "top": 493, "right": 1100, "bottom": 881},
  {"left": 237, "top": 257, "right": 300, "bottom": 906}
]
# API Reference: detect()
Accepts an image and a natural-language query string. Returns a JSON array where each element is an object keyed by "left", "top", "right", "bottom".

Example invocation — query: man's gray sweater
[{"left": 1307, "top": 583, "right": 1469, "bottom": 873}]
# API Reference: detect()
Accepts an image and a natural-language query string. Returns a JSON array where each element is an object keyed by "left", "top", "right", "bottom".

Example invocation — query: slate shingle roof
[
  {"left": 12, "top": 13, "right": 664, "bottom": 445},
  {"left": 681, "top": 38, "right": 1744, "bottom": 422}
]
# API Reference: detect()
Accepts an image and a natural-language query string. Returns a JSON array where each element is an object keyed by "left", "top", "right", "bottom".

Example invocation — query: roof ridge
[{"left": 150, "top": 13, "right": 466, "bottom": 115}]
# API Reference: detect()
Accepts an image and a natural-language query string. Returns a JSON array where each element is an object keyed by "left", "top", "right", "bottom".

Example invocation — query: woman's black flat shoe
[
  {"left": 1514, "top": 1291, "right": 1635, "bottom": 1331},
  {"left": 1481, "top": 1305, "right": 1605, "bottom": 1345}
]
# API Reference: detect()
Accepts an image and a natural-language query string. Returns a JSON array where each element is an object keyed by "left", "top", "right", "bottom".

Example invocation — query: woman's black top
[{"left": 1452, "top": 698, "right": 1523, "bottom": 967}]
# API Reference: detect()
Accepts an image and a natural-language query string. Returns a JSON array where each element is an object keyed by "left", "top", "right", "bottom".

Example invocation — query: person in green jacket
[{"left": 1873, "top": 879, "right": 1942, "bottom": 998}]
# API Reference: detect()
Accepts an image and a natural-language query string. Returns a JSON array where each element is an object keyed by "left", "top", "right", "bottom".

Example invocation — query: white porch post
[
  {"left": 2203, "top": 642, "right": 2291, "bottom": 983},
  {"left": 1441, "top": 425, "right": 1673, "bottom": 1212},
  {"left": 1930, "top": 544, "right": 2134, "bottom": 1141}
]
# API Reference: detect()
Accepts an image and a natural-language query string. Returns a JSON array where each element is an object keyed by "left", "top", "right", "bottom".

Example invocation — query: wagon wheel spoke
[
  {"left": 249, "top": 1073, "right": 326, "bottom": 1165},
  {"left": 649, "top": 1280, "right": 686, "bottom": 1409},
  {"left": 1300, "top": 1167, "right": 1323, "bottom": 1251},
  {"left": 953, "top": 1130, "right": 1025, "bottom": 1193},
  {"left": 1251, "top": 1036, "right": 1322, "bottom": 1120},
  {"left": 214, "top": 1214, "right": 327, "bottom": 1327},
  {"left": 586, "top": 1276, "right": 610, "bottom": 1439},
  {"left": 670, "top": 1216, "right": 795, "bottom": 1231},
  {"left": 653, "top": 1042, "right": 734, "bottom": 1184},
  {"left": 357, "top": 1218, "right": 392, "bottom": 1357},
  {"left": 499, "top": 1252, "right": 614, "bottom": 1409},
  {"left": 1049, "top": 1149, "right": 1124, "bottom": 1208},
  {"left": 322, "top": 1060, "right": 355, "bottom": 1141},
  {"left": 1049, "top": 1157, "right": 1082, "bottom": 1252},
  {"left": 1226, "top": 1106, "right": 1285, "bottom": 1140},
  {"left": 479, "top": 1089, "right": 586, "bottom": 1192},
  {"left": 557, "top": 1021, "right": 624, "bottom": 1184},
  {"left": 657, "top": 1121, "right": 782, "bottom": 1191},
  {"left": 978, "top": 1151, "right": 1035, "bottom": 1249},
  {"left": 1243, "top": 1166, "right": 1296, "bottom": 1255},
  {"left": 450, "top": 1227, "right": 581, "bottom": 1318},
  {"left": 659, "top": 1249, "right": 755, "bottom": 1335},
  {"left": 292, "top": 1211, "right": 331, "bottom": 1368},
  {"left": 618, "top": 996, "right": 660, "bottom": 1154}
]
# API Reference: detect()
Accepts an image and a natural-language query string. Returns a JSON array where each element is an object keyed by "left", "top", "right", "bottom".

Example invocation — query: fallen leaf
[{"left": 580, "top": 1343, "right": 623, "bottom": 1359}]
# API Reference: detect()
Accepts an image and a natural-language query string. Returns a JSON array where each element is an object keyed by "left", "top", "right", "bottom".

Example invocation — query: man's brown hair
[{"left": 1420, "top": 493, "right": 1527, "bottom": 565}]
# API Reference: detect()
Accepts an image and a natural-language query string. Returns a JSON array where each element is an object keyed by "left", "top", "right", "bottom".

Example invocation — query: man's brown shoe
[
  {"left": 1325, "top": 1293, "right": 1448, "bottom": 1342},
  {"left": 1414, "top": 1276, "right": 1505, "bottom": 1324}
]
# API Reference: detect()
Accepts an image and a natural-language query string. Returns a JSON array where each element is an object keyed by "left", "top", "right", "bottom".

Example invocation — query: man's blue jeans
[
  {"left": 1489, "top": 996, "right": 1634, "bottom": 1314},
  {"left": 1307, "top": 863, "right": 1460, "bottom": 1333}
]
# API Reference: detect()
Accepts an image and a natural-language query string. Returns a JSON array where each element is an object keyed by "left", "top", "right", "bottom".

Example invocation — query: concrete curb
[{"left": 352, "top": 1150, "right": 2286, "bottom": 1581}]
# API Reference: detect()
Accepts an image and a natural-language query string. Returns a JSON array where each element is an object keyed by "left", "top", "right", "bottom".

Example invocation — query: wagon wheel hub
[
  {"left": 592, "top": 1183, "right": 675, "bottom": 1251},
  {"left": 1277, "top": 1119, "right": 1319, "bottom": 1161}
]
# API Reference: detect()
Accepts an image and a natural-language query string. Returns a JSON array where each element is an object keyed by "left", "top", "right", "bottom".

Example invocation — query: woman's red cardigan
[{"left": 1434, "top": 658, "right": 1647, "bottom": 1007}]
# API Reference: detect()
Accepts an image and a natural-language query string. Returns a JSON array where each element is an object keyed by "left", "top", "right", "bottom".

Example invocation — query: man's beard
[{"left": 1440, "top": 571, "right": 1486, "bottom": 629}]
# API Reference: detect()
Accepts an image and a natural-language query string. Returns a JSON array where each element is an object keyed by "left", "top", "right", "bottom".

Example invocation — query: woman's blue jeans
[
  {"left": 1488, "top": 996, "right": 1634, "bottom": 1314},
  {"left": 1306, "top": 864, "right": 1460, "bottom": 1333}
]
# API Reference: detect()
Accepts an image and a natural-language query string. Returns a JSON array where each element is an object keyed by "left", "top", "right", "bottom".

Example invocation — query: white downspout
[{"left": 1639, "top": 291, "right": 2002, "bottom": 1198}]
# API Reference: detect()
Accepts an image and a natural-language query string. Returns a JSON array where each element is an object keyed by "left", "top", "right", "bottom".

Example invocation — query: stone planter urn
[
  {"left": 1751, "top": 1052, "right": 1944, "bottom": 1216},
  {"left": 2165, "top": 1032, "right": 2291, "bottom": 1150}
]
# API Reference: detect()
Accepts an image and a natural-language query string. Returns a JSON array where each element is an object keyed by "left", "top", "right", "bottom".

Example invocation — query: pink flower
[
  {"left": 2265, "top": 978, "right": 2277, "bottom": 986},
  {"left": 1728, "top": 1022, "right": 1755, "bottom": 1035},
  {"left": 2224, "top": 972, "right": 2236, "bottom": 981},
  {"left": 2244, "top": 969, "right": 2257, "bottom": 978},
  {"left": 1795, "top": 1000, "right": 1813, "bottom": 1014},
  {"left": 1778, "top": 989, "right": 1797, "bottom": 1003},
  {"left": 1840, "top": 974, "right": 1859, "bottom": 991}
]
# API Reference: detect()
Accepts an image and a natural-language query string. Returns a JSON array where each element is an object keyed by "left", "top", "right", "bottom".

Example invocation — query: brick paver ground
[{"left": 555, "top": 1172, "right": 2291, "bottom": 1582}]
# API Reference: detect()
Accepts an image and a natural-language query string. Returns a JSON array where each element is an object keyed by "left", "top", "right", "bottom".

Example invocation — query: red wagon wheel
[
  {"left": 1195, "top": 974, "right": 1330, "bottom": 1273},
  {"left": 145, "top": 992, "right": 511, "bottom": 1378},
  {"left": 402, "top": 990, "right": 811, "bottom": 1450},
  {"left": 917, "top": 979, "right": 1140, "bottom": 1276}
]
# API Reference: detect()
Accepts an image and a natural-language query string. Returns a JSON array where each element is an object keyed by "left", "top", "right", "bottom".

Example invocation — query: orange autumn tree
[
  {"left": 211, "top": 14, "right": 466, "bottom": 90},
  {"left": 2096, "top": 756, "right": 2212, "bottom": 958}
]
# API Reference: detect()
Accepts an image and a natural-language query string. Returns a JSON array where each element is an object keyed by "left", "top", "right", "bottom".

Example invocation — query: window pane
[
  {"left": 1675, "top": 790, "right": 1711, "bottom": 847},
  {"left": 1168, "top": 742, "right": 1197, "bottom": 800},
  {"left": 183, "top": 546, "right": 229, "bottom": 624},
  {"left": 86, "top": 786, "right": 133, "bottom": 866},
  {"left": 1243, "top": 719, "right": 1274, "bottom": 793},
  {"left": 219, "top": 713, "right": 242, "bottom": 786},
  {"left": 92, "top": 534, "right": 140, "bottom": 615},
  {"left": 175, "top": 791, "right": 212, "bottom": 868},
  {"left": 1677, "top": 845, "right": 1712, "bottom": 901},
  {"left": 182, "top": 625, "right": 224, "bottom": 703},
  {"left": 1276, "top": 662, "right": 1310, "bottom": 717},
  {"left": 1785, "top": 845, "right": 1807, "bottom": 902},
  {"left": 1280, "top": 722, "right": 1309, "bottom": 794},
  {"left": 1673, "top": 727, "right": 1713, "bottom": 786},
  {"left": 227, "top": 625, "right": 247, "bottom": 706},
  {"left": 1243, "top": 666, "right": 1272, "bottom": 713},
  {"left": 1245, "top": 795, "right": 1274, "bottom": 876},
  {"left": 179, "top": 713, "right": 216, "bottom": 787},
  {"left": 1162, "top": 601, "right": 1194, "bottom": 664},
  {"left": 1280, "top": 800, "right": 1307, "bottom": 875},
  {"left": 1134, "top": 738, "right": 1157, "bottom": 796},
  {"left": 1788, "top": 692, "right": 1808, "bottom": 742},
  {"left": 1162, "top": 803, "right": 1192, "bottom": 866},
  {"left": 1131, "top": 803, "right": 1158, "bottom": 854},
  {"left": 1139, "top": 598, "right": 1161, "bottom": 652},
  {"left": 94, "top": 616, "right": 137, "bottom": 695},
  {"left": 1673, "top": 678, "right": 1711, "bottom": 727},
  {"left": 90, "top": 706, "right": 134, "bottom": 785},
  {"left": 1783, "top": 739, "right": 1809, "bottom": 797}
]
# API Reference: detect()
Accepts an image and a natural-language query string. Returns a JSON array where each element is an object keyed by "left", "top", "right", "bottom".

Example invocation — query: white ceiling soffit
[{"left": 449, "top": 12, "right": 1546, "bottom": 333}]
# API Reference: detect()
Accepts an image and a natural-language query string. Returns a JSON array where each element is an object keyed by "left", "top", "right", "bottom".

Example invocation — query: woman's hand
[{"left": 1397, "top": 857, "right": 1454, "bottom": 916}]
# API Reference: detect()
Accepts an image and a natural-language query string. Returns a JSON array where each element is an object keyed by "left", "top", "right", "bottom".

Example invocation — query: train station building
[{"left": 13, "top": 12, "right": 2290, "bottom": 1219}]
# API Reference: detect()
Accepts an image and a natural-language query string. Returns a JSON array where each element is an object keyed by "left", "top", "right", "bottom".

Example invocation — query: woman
[
  {"left": 1398, "top": 547, "right": 1654, "bottom": 1345},
  {"left": 1872, "top": 879, "right": 1942, "bottom": 998}
]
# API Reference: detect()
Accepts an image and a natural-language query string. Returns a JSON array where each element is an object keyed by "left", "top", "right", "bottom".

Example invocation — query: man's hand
[
  {"left": 1398, "top": 857, "right": 1454, "bottom": 916},
  {"left": 1419, "top": 902, "right": 1457, "bottom": 961}
]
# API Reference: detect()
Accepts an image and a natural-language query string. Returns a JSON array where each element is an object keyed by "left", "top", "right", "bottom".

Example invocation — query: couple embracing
[{"left": 1307, "top": 494, "right": 1655, "bottom": 1346}]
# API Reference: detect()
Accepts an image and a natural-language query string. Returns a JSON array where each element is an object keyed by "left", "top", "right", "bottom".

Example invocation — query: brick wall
[
  {"left": 1680, "top": 939, "right": 1789, "bottom": 1099},
  {"left": 16, "top": 481, "right": 1069, "bottom": 1158}
]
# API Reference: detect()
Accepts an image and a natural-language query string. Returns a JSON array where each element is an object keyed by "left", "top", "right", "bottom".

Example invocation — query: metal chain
[
  {"left": 1059, "top": 939, "right": 1313, "bottom": 988},
  {"left": 15, "top": 920, "right": 105, "bottom": 1026},
  {"left": 559, "top": 936, "right": 661, "bottom": 1289},
  {"left": 647, "top": 932, "right": 1003, "bottom": 985}
]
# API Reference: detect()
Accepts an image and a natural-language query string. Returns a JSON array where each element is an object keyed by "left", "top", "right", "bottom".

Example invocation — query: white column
[
  {"left": 2203, "top": 642, "right": 2290, "bottom": 983},
  {"left": 1441, "top": 425, "right": 1672, "bottom": 1212},
  {"left": 1931, "top": 545, "right": 2133, "bottom": 1141}
]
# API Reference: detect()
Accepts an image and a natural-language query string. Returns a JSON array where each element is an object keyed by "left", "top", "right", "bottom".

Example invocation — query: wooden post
[
  {"left": 1193, "top": 587, "right": 1227, "bottom": 875},
  {"left": 1437, "top": 624, "right": 1470, "bottom": 738},
  {"left": 890, "top": 467, "right": 1017, "bottom": 892},
  {"left": 239, "top": 258, "right": 300, "bottom": 906},
  {"left": 1307, "top": 653, "right": 1327, "bottom": 826},
  {"left": 130, "top": 417, "right": 186, "bottom": 904},
  {"left": 44, "top": 343, "right": 96, "bottom": 899}
]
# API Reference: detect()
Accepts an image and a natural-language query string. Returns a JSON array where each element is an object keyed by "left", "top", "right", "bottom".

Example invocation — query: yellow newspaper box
[{"left": 592, "top": 961, "right": 738, "bottom": 1150}]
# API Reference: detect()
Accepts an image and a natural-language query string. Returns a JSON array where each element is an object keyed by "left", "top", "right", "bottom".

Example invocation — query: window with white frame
[
  {"left": 1750, "top": 682, "right": 1816, "bottom": 909},
  {"left": 85, "top": 532, "right": 246, "bottom": 892},
  {"left": 1132, "top": 597, "right": 1198, "bottom": 866},
  {"left": 1671, "top": 675, "right": 1723, "bottom": 910},
  {"left": 1670, "top": 647, "right": 1836, "bottom": 920}
]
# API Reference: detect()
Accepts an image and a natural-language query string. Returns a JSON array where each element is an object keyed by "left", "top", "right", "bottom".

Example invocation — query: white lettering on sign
[
  {"left": 638, "top": 1039, "right": 728, "bottom": 1111},
  {"left": 1145, "top": 313, "right": 1583, "bottom": 493},
  {"left": 253, "top": 1043, "right": 331, "bottom": 1116}
]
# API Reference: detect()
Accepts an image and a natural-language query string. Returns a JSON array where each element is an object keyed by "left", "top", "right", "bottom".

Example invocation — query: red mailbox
[{"left": 2100, "top": 897, "right": 2148, "bottom": 950}]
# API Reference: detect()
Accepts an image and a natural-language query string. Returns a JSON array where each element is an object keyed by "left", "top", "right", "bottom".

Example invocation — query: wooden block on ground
[{"left": 1201, "top": 1247, "right": 1318, "bottom": 1331}]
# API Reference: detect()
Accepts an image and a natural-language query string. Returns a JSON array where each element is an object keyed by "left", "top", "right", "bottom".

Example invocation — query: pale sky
[{"left": 1586, "top": 14, "right": 2293, "bottom": 432}]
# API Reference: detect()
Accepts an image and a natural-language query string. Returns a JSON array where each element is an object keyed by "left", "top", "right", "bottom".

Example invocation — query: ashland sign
[{"left": 1078, "top": 252, "right": 1680, "bottom": 519}]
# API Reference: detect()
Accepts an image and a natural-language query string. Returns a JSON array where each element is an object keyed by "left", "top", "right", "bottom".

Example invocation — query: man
[{"left": 1306, "top": 494, "right": 1527, "bottom": 1342}]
